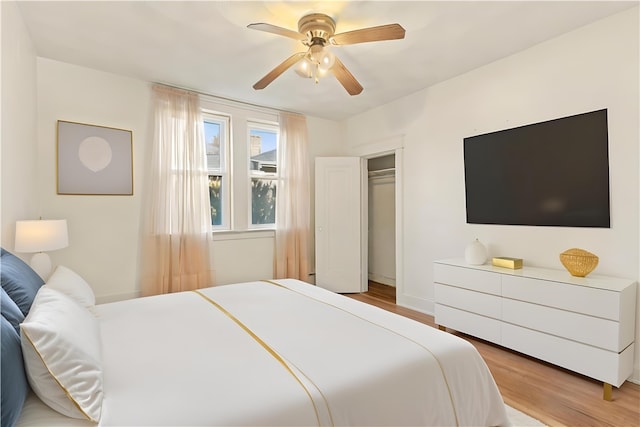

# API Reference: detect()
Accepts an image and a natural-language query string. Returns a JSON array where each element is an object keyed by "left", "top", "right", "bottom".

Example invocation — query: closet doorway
[{"left": 367, "top": 154, "right": 396, "bottom": 297}]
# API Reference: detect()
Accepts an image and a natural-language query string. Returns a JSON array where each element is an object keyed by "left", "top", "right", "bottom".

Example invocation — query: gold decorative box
[
  {"left": 492, "top": 257, "right": 523, "bottom": 269},
  {"left": 559, "top": 248, "right": 599, "bottom": 277}
]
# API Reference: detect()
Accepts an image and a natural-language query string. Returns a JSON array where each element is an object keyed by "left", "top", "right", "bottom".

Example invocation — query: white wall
[
  {"left": 307, "top": 117, "right": 346, "bottom": 282},
  {"left": 33, "top": 58, "right": 343, "bottom": 301},
  {"left": 368, "top": 174, "right": 396, "bottom": 286},
  {"left": 344, "top": 8, "right": 639, "bottom": 380},
  {"left": 36, "top": 58, "right": 151, "bottom": 301},
  {"left": 1, "top": 1, "right": 39, "bottom": 248}
]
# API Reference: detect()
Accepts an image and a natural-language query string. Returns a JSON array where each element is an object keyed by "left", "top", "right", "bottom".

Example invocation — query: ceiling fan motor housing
[{"left": 298, "top": 13, "right": 336, "bottom": 45}]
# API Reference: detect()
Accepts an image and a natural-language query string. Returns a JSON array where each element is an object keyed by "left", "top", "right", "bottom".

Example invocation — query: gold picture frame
[{"left": 57, "top": 120, "right": 133, "bottom": 195}]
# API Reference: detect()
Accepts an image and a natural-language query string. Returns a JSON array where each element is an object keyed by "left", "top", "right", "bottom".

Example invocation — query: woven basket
[{"left": 559, "top": 248, "right": 599, "bottom": 277}]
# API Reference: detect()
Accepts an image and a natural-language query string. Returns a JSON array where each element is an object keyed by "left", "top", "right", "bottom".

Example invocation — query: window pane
[
  {"left": 209, "top": 175, "right": 222, "bottom": 226},
  {"left": 251, "top": 178, "right": 276, "bottom": 225},
  {"left": 204, "top": 121, "right": 221, "bottom": 170},
  {"left": 249, "top": 128, "right": 277, "bottom": 173}
]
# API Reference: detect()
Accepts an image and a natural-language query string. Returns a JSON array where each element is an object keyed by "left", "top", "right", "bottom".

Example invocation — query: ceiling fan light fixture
[
  {"left": 308, "top": 43, "right": 324, "bottom": 62},
  {"left": 318, "top": 47, "right": 336, "bottom": 72},
  {"left": 296, "top": 44, "right": 334, "bottom": 83},
  {"left": 295, "top": 58, "right": 313, "bottom": 78}
]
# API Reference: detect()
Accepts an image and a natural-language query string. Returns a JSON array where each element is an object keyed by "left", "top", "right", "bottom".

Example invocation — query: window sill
[{"left": 211, "top": 229, "right": 275, "bottom": 241}]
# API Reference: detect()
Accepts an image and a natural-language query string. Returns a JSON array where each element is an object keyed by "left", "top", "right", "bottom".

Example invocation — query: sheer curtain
[
  {"left": 140, "top": 85, "right": 213, "bottom": 296},
  {"left": 274, "top": 112, "right": 311, "bottom": 280}
]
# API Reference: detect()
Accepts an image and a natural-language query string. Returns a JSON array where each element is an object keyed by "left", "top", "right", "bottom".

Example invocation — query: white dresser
[{"left": 433, "top": 258, "right": 637, "bottom": 400}]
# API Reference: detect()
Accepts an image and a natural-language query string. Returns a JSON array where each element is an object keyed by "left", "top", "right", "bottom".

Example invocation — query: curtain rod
[{"left": 153, "top": 82, "right": 302, "bottom": 117}]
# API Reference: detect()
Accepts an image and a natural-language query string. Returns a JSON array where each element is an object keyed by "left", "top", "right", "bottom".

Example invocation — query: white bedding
[{"left": 17, "top": 279, "right": 509, "bottom": 426}]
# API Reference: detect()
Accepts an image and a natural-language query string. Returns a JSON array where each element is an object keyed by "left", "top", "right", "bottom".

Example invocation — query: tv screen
[{"left": 463, "top": 109, "right": 610, "bottom": 228}]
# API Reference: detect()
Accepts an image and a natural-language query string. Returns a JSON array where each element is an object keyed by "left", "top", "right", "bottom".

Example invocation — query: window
[
  {"left": 203, "top": 112, "right": 230, "bottom": 230},
  {"left": 248, "top": 123, "right": 278, "bottom": 227},
  {"left": 200, "top": 96, "right": 280, "bottom": 232}
]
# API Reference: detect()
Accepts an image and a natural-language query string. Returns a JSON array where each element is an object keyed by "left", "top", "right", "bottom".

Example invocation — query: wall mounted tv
[{"left": 463, "top": 109, "right": 610, "bottom": 228}]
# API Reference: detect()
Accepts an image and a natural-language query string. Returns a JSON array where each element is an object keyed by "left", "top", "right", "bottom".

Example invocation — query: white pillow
[
  {"left": 44, "top": 265, "right": 95, "bottom": 308},
  {"left": 20, "top": 287, "right": 103, "bottom": 422}
]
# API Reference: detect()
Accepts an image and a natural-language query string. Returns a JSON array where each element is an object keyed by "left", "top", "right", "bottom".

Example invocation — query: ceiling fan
[{"left": 248, "top": 13, "right": 405, "bottom": 95}]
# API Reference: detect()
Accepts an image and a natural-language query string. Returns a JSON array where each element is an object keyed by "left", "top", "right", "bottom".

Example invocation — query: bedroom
[{"left": 2, "top": 1, "right": 639, "bottom": 426}]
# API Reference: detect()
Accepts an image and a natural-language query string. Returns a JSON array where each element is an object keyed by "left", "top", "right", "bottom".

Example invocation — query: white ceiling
[{"left": 17, "top": 1, "right": 637, "bottom": 121}]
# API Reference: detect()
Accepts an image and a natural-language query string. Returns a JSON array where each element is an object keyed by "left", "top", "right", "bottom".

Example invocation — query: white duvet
[{"left": 17, "top": 279, "right": 509, "bottom": 426}]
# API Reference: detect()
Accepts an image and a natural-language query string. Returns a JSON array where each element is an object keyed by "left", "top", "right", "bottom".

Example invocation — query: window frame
[
  {"left": 202, "top": 110, "right": 231, "bottom": 231},
  {"left": 247, "top": 120, "right": 279, "bottom": 230}
]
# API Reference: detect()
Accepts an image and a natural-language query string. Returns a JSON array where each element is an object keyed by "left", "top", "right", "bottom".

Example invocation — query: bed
[{"left": 1, "top": 248, "right": 510, "bottom": 426}]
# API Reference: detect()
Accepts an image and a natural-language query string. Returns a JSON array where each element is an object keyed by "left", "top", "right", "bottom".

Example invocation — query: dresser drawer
[
  {"left": 435, "top": 304, "right": 501, "bottom": 343},
  {"left": 502, "top": 275, "right": 620, "bottom": 321},
  {"left": 435, "top": 283, "right": 501, "bottom": 319},
  {"left": 502, "top": 298, "right": 623, "bottom": 351},
  {"left": 502, "top": 323, "right": 633, "bottom": 387},
  {"left": 434, "top": 263, "right": 501, "bottom": 295}
]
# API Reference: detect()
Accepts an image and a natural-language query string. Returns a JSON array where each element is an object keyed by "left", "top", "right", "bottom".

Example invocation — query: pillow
[
  {"left": 20, "top": 287, "right": 103, "bottom": 422},
  {"left": 1, "top": 248, "right": 45, "bottom": 316},
  {"left": 44, "top": 265, "right": 95, "bottom": 308},
  {"left": 1, "top": 315, "right": 30, "bottom": 427},
  {"left": 1, "top": 286, "right": 25, "bottom": 334}
]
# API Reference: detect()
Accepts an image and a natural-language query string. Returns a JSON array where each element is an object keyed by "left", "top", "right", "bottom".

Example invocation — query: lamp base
[{"left": 30, "top": 252, "right": 52, "bottom": 281}]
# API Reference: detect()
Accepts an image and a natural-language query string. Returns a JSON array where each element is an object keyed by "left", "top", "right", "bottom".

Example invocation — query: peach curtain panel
[
  {"left": 140, "top": 85, "right": 213, "bottom": 296},
  {"left": 274, "top": 112, "right": 311, "bottom": 281}
]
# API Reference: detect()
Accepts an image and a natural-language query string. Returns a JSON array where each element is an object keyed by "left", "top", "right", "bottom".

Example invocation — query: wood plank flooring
[{"left": 348, "top": 282, "right": 640, "bottom": 427}]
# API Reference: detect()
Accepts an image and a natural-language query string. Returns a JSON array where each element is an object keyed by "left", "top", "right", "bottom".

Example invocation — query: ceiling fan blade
[
  {"left": 253, "top": 52, "right": 307, "bottom": 90},
  {"left": 331, "top": 57, "right": 363, "bottom": 96},
  {"left": 330, "top": 23, "right": 405, "bottom": 45},
  {"left": 247, "top": 23, "right": 306, "bottom": 41}
]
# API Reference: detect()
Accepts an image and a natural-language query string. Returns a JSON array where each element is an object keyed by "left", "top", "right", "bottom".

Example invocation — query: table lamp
[{"left": 15, "top": 219, "right": 69, "bottom": 280}]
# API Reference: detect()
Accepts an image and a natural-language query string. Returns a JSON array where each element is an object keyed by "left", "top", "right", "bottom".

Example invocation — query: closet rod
[{"left": 368, "top": 168, "right": 396, "bottom": 177}]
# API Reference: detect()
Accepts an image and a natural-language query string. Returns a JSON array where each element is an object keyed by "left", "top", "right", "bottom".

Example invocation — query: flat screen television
[{"left": 463, "top": 109, "right": 610, "bottom": 228}]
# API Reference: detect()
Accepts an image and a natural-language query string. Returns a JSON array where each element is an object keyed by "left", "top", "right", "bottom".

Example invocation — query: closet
[{"left": 367, "top": 155, "right": 396, "bottom": 287}]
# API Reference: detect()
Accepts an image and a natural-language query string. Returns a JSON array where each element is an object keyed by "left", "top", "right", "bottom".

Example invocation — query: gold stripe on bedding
[
  {"left": 260, "top": 279, "right": 460, "bottom": 426},
  {"left": 192, "top": 289, "right": 331, "bottom": 426}
]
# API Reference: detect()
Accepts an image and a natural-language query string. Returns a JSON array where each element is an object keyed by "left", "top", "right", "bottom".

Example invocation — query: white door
[{"left": 315, "top": 157, "right": 366, "bottom": 293}]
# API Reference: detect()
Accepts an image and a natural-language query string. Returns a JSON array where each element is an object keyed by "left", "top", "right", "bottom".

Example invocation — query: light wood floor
[{"left": 347, "top": 282, "right": 640, "bottom": 427}]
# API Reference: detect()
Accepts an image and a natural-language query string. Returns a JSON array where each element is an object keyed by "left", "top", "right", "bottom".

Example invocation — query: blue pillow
[
  {"left": 1, "top": 287, "right": 24, "bottom": 334},
  {"left": 1, "top": 315, "right": 29, "bottom": 427},
  {"left": 1, "top": 248, "right": 44, "bottom": 316}
]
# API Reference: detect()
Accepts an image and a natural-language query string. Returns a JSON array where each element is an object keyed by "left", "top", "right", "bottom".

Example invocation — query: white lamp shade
[{"left": 15, "top": 220, "right": 69, "bottom": 253}]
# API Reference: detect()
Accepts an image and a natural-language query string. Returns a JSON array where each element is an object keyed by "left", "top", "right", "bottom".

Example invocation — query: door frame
[{"left": 348, "top": 136, "right": 404, "bottom": 302}]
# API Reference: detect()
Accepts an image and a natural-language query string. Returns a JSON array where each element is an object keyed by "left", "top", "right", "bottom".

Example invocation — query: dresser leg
[
  {"left": 603, "top": 383, "right": 613, "bottom": 401},
  {"left": 438, "top": 325, "right": 446, "bottom": 332}
]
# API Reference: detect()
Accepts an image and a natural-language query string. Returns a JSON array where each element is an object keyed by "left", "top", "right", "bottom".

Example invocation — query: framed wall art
[{"left": 57, "top": 120, "right": 133, "bottom": 195}]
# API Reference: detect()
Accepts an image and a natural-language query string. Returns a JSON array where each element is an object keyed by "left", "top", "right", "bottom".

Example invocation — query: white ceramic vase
[{"left": 465, "top": 238, "right": 487, "bottom": 265}]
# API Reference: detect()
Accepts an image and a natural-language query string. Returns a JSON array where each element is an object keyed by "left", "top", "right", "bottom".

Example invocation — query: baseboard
[
  {"left": 396, "top": 293, "right": 434, "bottom": 316},
  {"left": 367, "top": 273, "right": 396, "bottom": 287}
]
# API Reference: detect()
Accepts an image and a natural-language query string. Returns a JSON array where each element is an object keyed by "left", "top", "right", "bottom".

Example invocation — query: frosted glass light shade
[
  {"left": 15, "top": 220, "right": 68, "bottom": 253},
  {"left": 295, "top": 59, "right": 313, "bottom": 78},
  {"left": 317, "top": 48, "right": 336, "bottom": 72}
]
